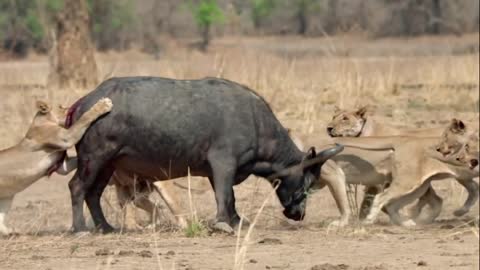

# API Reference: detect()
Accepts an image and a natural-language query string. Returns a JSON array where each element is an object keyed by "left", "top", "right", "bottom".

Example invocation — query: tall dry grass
[
  {"left": 0, "top": 35, "right": 478, "bottom": 234},
  {"left": 1, "top": 36, "right": 478, "bottom": 149}
]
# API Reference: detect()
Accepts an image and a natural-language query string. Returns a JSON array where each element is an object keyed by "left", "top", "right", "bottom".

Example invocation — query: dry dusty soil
[
  {"left": 1, "top": 171, "right": 478, "bottom": 270},
  {"left": 0, "top": 35, "right": 479, "bottom": 270}
]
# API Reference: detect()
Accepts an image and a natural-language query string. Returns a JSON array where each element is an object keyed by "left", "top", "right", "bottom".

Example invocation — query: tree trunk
[
  {"left": 297, "top": 2, "right": 308, "bottom": 35},
  {"left": 200, "top": 23, "right": 210, "bottom": 51},
  {"left": 325, "top": 0, "right": 337, "bottom": 34},
  {"left": 430, "top": 0, "right": 442, "bottom": 34},
  {"left": 48, "top": 0, "right": 98, "bottom": 90}
]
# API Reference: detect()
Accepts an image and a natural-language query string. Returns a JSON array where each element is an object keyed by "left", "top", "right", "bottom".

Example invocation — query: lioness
[
  {"left": 332, "top": 135, "right": 479, "bottom": 226},
  {"left": 63, "top": 163, "right": 189, "bottom": 230},
  {"left": 0, "top": 98, "right": 112, "bottom": 235},
  {"left": 436, "top": 126, "right": 479, "bottom": 172},
  {"left": 327, "top": 107, "right": 479, "bottom": 217},
  {"left": 326, "top": 106, "right": 445, "bottom": 137},
  {"left": 109, "top": 170, "right": 189, "bottom": 229}
]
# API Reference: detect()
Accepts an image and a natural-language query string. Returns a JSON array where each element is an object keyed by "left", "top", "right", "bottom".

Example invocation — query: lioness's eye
[{"left": 342, "top": 116, "right": 348, "bottom": 121}]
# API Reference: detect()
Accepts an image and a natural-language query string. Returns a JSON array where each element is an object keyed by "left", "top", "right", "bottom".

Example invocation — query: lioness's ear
[
  {"left": 333, "top": 105, "right": 341, "bottom": 114},
  {"left": 355, "top": 106, "right": 369, "bottom": 119},
  {"left": 449, "top": 118, "right": 466, "bottom": 134},
  {"left": 36, "top": 100, "right": 51, "bottom": 114}
]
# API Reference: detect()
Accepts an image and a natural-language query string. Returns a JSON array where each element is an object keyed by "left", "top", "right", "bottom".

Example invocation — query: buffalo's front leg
[{"left": 208, "top": 151, "right": 239, "bottom": 234}]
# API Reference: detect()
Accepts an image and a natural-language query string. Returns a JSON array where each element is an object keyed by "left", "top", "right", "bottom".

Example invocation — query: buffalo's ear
[
  {"left": 303, "top": 146, "right": 316, "bottom": 163},
  {"left": 36, "top": 100, "right": 51, "bottom": 114},
  {"left": 355, "top": 106, "right": 369, "bottom": 119},
  {"left": 449, "top": 118, "right": 466, "bottom": 134}
]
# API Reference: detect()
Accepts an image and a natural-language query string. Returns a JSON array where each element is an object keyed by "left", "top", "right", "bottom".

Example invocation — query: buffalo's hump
[{"left": 68, "top": 76, "right": 295, "bottom": 171}]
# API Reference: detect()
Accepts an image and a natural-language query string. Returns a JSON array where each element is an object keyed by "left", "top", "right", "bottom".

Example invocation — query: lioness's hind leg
[
  {"left": 114, "top": 183, "right": 137, "bottom": 230},
  {"left": 415, "top": 187, "right": 443, "bottom": 224},
  {"left": 454, "top": 179, "right": 479, "bottom": 216},
  {"left": 359, "top": 185, "right": 381, "bottom": 220},
  {"left": 407, "top": 185, "right": 442, "bottom": 222},
  {"left": 363, "top": 182, "right": 419, "bottom": 225},
  {"left": 153, "top": 181, "right": 188, "bottom": 228},
  {"left": 0, "top": 197, "right": 13, "bottom": 235}
]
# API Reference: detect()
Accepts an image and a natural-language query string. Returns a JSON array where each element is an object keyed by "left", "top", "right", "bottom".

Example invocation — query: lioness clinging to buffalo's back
[{"left": 0, "top": 98, "right": 113, "bottom": 235}]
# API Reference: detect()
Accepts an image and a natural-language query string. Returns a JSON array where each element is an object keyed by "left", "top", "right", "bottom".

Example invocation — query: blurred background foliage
[{"left": 0, "top": 0, "right": 478, "bottom": 57}]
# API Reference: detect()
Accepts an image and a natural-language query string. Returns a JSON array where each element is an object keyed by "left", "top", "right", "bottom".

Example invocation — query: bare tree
[
  {"left": 48, "top": 0, "right": 98, "bottom": 90},
  {"left": 324, "top": 0, "right": 338, "bottom": 34}
]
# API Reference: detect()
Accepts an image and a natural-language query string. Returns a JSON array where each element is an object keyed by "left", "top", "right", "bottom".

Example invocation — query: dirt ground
[
  {"left": 0, "top": 35, "right": 479, "bottom": 270},
  {"left": 2, "top": 173, "right": 478, "bottom": 270}
]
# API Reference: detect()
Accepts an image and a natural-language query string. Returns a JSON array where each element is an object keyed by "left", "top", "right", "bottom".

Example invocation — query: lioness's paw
[
  {"left": 401, "top": 219, "right": 417, "bottom": 227},
  {"left": 361, "top": 219, "right": 374, "bottom": 226},
  {"left": 94, "top": 97, "right": 113, "bottom": 113},
  {"left": 329, "top": 219, "right": 348, "bottom": 227},
  {"left": 0, "top": 226, "right": 11, "bottom": 236},
  {"left": 453, "top": 208, "right": 468, "bottom": 217}
]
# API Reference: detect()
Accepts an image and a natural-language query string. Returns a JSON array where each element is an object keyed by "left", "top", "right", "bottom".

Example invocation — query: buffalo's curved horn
[
  {"left": 266, "top": 144, "right": 344, "bottom": 181},
  {"left": 301, "top": 143, "right": 344, "bottom": 169}
]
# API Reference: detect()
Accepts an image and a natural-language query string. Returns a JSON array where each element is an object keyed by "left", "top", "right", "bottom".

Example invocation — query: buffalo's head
[{"left": 273, "top": 144, "right": 344, "bottom": 221}]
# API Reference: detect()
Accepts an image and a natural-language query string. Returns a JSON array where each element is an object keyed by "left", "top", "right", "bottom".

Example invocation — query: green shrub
[
  {"left": 250, "top": 0, "right": 275, "bottom": 29},
  {"left": 188, "top": 0, "right": 224, "bottom": 50}
]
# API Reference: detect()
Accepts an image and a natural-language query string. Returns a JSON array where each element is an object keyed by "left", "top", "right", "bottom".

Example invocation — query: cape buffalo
[{"left": 66, "top": 76, "right": 343, "bottom": 233}]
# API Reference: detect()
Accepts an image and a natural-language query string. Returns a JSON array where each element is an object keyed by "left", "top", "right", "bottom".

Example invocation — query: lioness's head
[
  {"left": 435, "top": 119, "right": 471, "bottom": 157},
  {"left": 454, "top": 132, "right": 479, "bottom": 170},
  {"left": 326, "top": 106, "right": 369, "bottom": 137},
  {"left": 32, "top": 100, "right": 69, "bottom": 127}
]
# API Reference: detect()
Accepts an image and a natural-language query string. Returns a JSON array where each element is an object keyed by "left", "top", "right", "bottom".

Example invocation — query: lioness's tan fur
[
  {"left": 0, "top": 98, "right": 113, "bottom": 235},
  {"left": 327, "top": 107, "right": 479, "bottom": 217},
  {"left": 333, "top": 135, "right": 479, "bottom": 226}
]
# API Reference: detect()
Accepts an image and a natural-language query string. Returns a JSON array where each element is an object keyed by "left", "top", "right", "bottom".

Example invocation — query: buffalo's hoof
[
  {"left": 97, "top": 225, "right": 116, "bottom": 234},
  {"left": 232, "top": 216, "right": 250, "bottom": 230},
  {"left": 453, "top": 208, "right": 468, "bottom": 217},
  {"left": 211, "top": 222, "right": 235, "bottom": 235}
]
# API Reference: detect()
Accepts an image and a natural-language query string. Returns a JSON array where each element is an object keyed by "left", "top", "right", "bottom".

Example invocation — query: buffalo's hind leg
[
  {"left": 73, "top": 144, "right": 118, "bottom": 234},
  {"left": 85, "top": 165, "right": 115, "bottom": 234},
  {"left": 69, "top": 171, "right": 88, "bottom": 233}
]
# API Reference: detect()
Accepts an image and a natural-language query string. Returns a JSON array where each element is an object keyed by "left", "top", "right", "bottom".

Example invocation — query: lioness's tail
[{"left": 332, "top": 137, "right": 395, "bottom": 150}]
